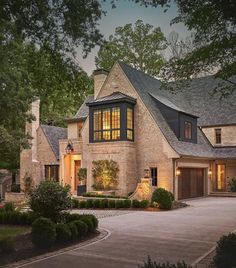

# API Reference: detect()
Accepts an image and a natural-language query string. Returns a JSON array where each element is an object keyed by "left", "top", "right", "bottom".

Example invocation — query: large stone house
[{"left": 20, "top": 62, "right": 236, "bottom": 199}]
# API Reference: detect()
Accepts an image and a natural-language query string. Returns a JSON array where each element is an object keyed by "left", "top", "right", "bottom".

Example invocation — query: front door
[
  {"left": 216, "top": 164, "right": 226, "bottom": 191},
  {"left": 74, "top": 160, "right": 81, "bottom": 191}
]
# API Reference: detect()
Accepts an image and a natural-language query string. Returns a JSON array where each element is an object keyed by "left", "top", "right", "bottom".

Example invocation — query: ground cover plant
[{"left": 140, "top": 256, "right": 192, "bottom": 268}]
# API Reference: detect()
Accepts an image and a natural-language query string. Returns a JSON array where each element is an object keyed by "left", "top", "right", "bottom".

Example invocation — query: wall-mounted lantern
[
  {"left": 65, "top": 140, "right": 74, "bottom": 154},
  {"left": 176, "top": 168, "right": 181, "bottom": 176},
  {"left": 144, "top": 168, "right": 150, "bottom": 178},
  {"left": 208, "top": 168, "right": 212, "bottom": 176}
]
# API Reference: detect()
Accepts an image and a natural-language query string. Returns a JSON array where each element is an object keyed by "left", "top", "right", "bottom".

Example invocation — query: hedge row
[
  {"left": 0, "top": 210, "right": 38, "bottom": 225},
  {"left": 71, "top": 198, "right": 149, "bottom": 209},
  {"left": 32, "top": 214, "right": 98, "bottom": 248},
  {"left": 82, "top": 192, "right": 128, "bottom": 199}
]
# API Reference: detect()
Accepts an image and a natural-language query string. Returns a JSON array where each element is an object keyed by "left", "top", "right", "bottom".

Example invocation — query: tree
[
  {"left": 95, "top": 20, "right": 167, "bottom": 76},
  {"left": 127, "top": 0, "right": 236, "bottom": 96}
]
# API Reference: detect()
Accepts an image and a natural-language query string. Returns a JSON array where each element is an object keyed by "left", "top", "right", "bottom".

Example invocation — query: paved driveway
[{"left": 19, "top": 197, "right": 236, "bottom": 268}]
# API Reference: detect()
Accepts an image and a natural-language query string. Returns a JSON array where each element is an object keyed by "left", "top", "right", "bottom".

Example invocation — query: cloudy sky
[{"left": 76, "top": 1, "right": 189, "bottom": 75}]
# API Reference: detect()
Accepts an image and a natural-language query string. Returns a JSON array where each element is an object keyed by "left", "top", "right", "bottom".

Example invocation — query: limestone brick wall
[
  {"left": 81, "top": 63, "right": 179, "bottom": 195},
  {"left": 68, "top": 123, "right": 78, "bottom": 140},
  {"left": 202, "top": 126, "right": 236, "bottom": 146}
]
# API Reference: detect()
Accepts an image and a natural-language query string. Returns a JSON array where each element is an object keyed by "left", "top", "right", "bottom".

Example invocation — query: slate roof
[
  {"left": 87, "top": 91, "right": 136, "bottom": 105},
  {"left": 74, "top": 95, "right": 94, "bottom": 120},
  {"left": 41, "top": 125, "right": 67, "bottom": 160},
  {"left": 118, "top": 61, "right": 236, "bottom": 159}
]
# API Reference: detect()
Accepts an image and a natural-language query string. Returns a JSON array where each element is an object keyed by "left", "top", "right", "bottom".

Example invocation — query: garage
[{"left": 178, "top": 168, "right": 205, "bottom": 200}]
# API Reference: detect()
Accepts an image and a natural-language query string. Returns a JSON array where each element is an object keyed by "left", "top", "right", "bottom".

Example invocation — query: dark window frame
[
  {"left": 150, "top": 167, "right": 158, "bottom": 187},
  {"left": 184, "top": 121, "right": 192, "bottom": 140},
  {"left": 45, "top": 165, "right": 59, "bottom": 182},
  {"left": 215, "top": 128, "right": 222, "bottom": 144}
]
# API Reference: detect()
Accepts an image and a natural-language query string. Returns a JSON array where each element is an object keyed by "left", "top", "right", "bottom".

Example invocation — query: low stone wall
[{"left": 4, "top": 192, "right": 25, "bottom": 204}]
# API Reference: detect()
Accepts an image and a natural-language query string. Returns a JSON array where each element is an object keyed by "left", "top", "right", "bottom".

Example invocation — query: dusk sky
[{"left": 76, "top": 1, "right": 190, "bottom": 75}]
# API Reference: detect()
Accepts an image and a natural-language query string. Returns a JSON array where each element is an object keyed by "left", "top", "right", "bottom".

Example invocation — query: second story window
[
  {"left": 215, "top": 128, "right": 221, "bottom": 144},
  {"left": 127, "top": 107, "right": 133, "bottom": 140},
  {"left": 184, "top": 121, "right": 192, "bottom": 139},
  {"left": 93, "top": 107, "right": 121, "bottom": 141}
]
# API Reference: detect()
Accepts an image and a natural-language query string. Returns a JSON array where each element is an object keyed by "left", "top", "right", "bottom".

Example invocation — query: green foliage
[
  {"left": 100, "top": 199, "right": 109, "bottom": 208},
  {"left": 79, "top": 200, "right": 87, "bottom": 208},
  {"left": 140, "top": 256, "right": 191, "bottom": 268},
  {"left": 65, "top": 213, "right": 81, "bottom": 223},
  {"left": 115, "top": 200, "right": 125, "bottom": 209},
  {"left": 67, "top": 222, "right": 78, "bottom": 241},
  {"left": 79, "top": 216, "right": 94, "bottom": 233},
  {"left": 82, "top": 192, "right": 127, "bottom": 199},
  {"left": 152, "top": 188, "right": 172, "bottom": 210},
  {"left": 93, "top": 199, "right": 101, "bottom": 208},
  {"left": 213, "top": 232, "right": 236, "bottom": 268},
  {"left": 0, "top": 210, "right": 37, "bottom": 225},
  {"left": 140, "top": 200, "right": 149, "bottom": 208},
  {"left": 228, "top": 177, "right": 236, "bottom": 192},
  {"left": 73, "top": 220, "right": 88, "bottom": 238},
  {"left": 0, "top": 237, "right": 15, "bottom": 253},
  {"left": 132, "top": 199, "right": 141, "bottom": 208},
  {"left": 4, "top": 202, "right": 15, "bottom": 212},
  {"left": 71, "top": 199, "right": 79, "bottom": 209},
  {"left": 31, "top": 217, "right": 56, "bottom": 248},
  {"left": 123, "top": 199, "right": 132, "bottom": 208},
  {"left": 78, "top": 168, "right": 87, "bottom": 182},
  {"left": 85, "top": 199, "right": 94, "bottom": 209},
  {"left": 168, "top": 192, "right": 175, "bottom": 201},
  {"left": 29, "top": 181, "right": 71, "bottom": 222},
  {"left": 55, "top": 224, "right": 72, "bottom": 244},
  {"left": 95, "top": 20, "right": 167, "bottom": 76},
  {"left": 11, "top": 184, "right": 20, "bottom": 193},
  {"left": 83, "top": 215, "right": 98, "bottom": 230},
  {"left": 23, "top": 176, "right": 34, "bottom": 196},
  {"left": 92, "top": 160, "right": 119, "bottom": 191},
  {"left": 108, "top": 199, "right": 116, "bottom": 209}
]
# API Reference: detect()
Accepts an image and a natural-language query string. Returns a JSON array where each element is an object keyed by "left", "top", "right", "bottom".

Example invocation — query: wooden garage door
[{"left": 178, "top": 168, "right": 204, "bottom": 200}]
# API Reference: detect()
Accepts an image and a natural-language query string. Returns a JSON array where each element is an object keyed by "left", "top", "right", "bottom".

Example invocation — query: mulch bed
[{"left": 0, "top": 231, "right": 100, "bottom": 267}]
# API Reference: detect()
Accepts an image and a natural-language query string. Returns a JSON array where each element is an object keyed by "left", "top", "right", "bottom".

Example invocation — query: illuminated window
[
  {"left": 93, "top": 107, "right": 120, "bottom": 141},
  {"left": 184, "top": 121, "right": 192, "bottom": 139},
  {"left": 45, "top": 165, "right": 59, "bottom": 182},
  {"left": 215, "top": 129, "right": 221, "bottom": 144},
  {"left": 127, "top": 107, "right": 133, "bottom": 140}
]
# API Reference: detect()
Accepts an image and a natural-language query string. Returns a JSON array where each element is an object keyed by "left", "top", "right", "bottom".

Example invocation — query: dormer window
[
  {"left": 184, "top": 121, "right": 192, "bottom": 139},
  {"left": 87, "top": 92, "right": 136, "bottom": 143},
  {"left": 215, "top": 128, "right": 221, "bottom": 144}
]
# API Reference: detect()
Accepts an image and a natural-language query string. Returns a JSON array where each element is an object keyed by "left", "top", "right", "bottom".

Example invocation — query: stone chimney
[
  {"left": 25, "top": 98, "right": 40, "bottom": 161},
  {"left": 93, "top": 69, "right": 108, "bottom": 99}
]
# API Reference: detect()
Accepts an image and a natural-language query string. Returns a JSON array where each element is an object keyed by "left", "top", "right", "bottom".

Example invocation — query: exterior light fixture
[
  {"left": 65, "top": 140, "right": 74, "bottom": 154},
  {"left": 176, "top": 169, "right": 181, "bottom": 176},
  {"left": 144, "top": 168, "right": 150, "bottom": 178},
  {"left": 208, "top": 168, "right": 212, "bottom": 176}
]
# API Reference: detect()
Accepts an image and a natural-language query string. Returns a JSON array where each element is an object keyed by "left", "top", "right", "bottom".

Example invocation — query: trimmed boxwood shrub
[
  {"left": 132, "top": 199, "right": 140, "bottom": 208},
  {"left": 213, "top": 232, "right": 236, "bottom": 268},
  {"left": 168, "top": 192, "right": 174, "bottom": 201},
  {"left": 115, "top": 200, "right": 124, "bottom": 209},
  {"left": 0, "top": 211, "right": 37, "bottom": 225},
  {"left": 79, "top": 200, "right": 86, "bottom": 208},
  {"left": 140, "top": 256, "right": 191, "bottom": 268},
  {"left": 79, "top": 216, "right": 94, "bottom": 232},
  {"left": 108, "top": 199, "right": 116, "bottom": 208},
  {"left": 100, "top": 199, "right": 109, "bottom": 208},
  {"left": 65, "top": 213, "right": 81, "bottom": 223},
  {"left": 85, "top": 199, "right": 94, "bottom": 209},
  {"left": 152, "top": 188, "right": 172, "bottom": 210},
  {"left": 140, "top": 200, "right": 149, "bottom": 208},
  {"left": 71, "top": 199, "right": 79, "bottom": 209},
  {"left": 123, "top": 199, "right": 131, "bottom": 208},
  {"left": 93, "top": 199, "right": 101, "bottom": 208},
  {"left": 68, "top": 222, "right": 78, "bottom": 241},
  {"left": 84, "top": 214, "right": 98, "bottom": 229},
  {"left": 55, "top": 223, "right": 72, "bottom": 243},
  {"left": 73, "top": 220, "right": 88, "bottom": 238},
  {"left": 31, "top": 217, "right": 56, "bottom": 248}
]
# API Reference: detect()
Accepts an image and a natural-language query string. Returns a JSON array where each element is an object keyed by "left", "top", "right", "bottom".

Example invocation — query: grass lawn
[{"left": 0, "top": 225, "right": 31, "bottom": 239}]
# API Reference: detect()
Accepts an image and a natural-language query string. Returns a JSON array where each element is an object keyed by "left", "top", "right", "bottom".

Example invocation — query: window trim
[
  {"left": 184, "top": 121, "right": 192, "bottom": 140},
  {"left": 45, "top": 165, "right": 59, "bottom": 182},
  {"left": 150, "top": 167, "right": 158, "bottom": 187}
]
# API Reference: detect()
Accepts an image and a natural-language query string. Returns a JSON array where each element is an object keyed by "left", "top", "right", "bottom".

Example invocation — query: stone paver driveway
[{"left": 18, "top": 197, "right": 236, "bottom": 268}]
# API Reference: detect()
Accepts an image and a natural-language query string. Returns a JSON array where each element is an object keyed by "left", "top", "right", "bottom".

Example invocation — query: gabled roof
[
  {"left": 41, "top": 125, "right": 67, "bottom": 160},
  {"left": 86, "top": 91, "right": 136, "bottom": 106},
  {"left": 118, "top": 61, "right": 236, "bottom": 159}
]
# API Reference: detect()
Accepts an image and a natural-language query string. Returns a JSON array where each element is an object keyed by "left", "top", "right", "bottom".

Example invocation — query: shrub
[
  {"left": 115, "top": 200, "right": 124, "bottom": 209},
  {"left": 108, "top": 199, "right": 116, "bottom": 208},
  {"left": 85, "top": 199, "right": 94, "bottom": 209},
  {"left": 84, "top": 214, "right": 98, "bottom": 229},
  {"left": 140, "top": 200, "right": 149, "bottom": 208},
  {"left": 151, "top": 188, "right": 172, "bottom": 210},
  {"left": 65, "top": 213, "right": 81, "bottom": 223},
  {"left": 71, "top": 199, "right": 79, "bottom": 209},
  {"left": 29, "top": 180, "right": 71, "bottom": 222},
  {"left": 213, "top": 232, "right": 236, "bottom": 268},
  {"left": 123, "top": 199, "right": 131, "bottom": 208},
  {"left": 67, "top": 222, "right": 78, "bottom": 241},
  {"left": 0, "top": 211, "right": 37, "bottom": 225},
  {"left": 168, "top": 192, "right": 174, "bottom": 201},
  {"left": 4, "top": 202, "right": 15, "bottom": 212},
  {"left": 93, "top": 199, "right": 101, "bottom": 208},
  {"left": 79, "top": 200, "right": 87, "bottom": 208},
  {"left": 79, "top": 216, "right": 94, "bottom": 232},
  {"left": 0, "top": 237, "right": 15, "bottom": 253},
  {"left": 228, "top": 177, "right": 236, "bottom": 192},
  {"left": 31, "top": 217, "right": 56, "bottom": 248},
  {"left": 55, "top": 224, "right": 72, "bottom": 243},
  {"left": 132, "top": 199, "right": 140, "bottom": 208},
  {"left": 73, "top": 220, "right": 88, "bottom": 238},
  {"left": 140, "top": 256, "right": 191, "bottom": 268},
  {"left": 100, "top": 199, "right": 109, "bottom": 208}
]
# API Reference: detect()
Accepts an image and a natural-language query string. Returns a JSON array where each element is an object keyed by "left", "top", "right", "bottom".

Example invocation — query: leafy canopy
[{"left": 95, "top": 20, "right": 167, "bottom": 76}]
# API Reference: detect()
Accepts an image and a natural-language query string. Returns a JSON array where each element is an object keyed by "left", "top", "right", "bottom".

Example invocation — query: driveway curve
[{"left": 17, "top": 197, "right": 236, "bottom": 268}]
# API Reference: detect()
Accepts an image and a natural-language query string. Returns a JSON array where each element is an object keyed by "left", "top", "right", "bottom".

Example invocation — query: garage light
[{"left": 176, "top": 169, "right": 181, "bottom": 176}]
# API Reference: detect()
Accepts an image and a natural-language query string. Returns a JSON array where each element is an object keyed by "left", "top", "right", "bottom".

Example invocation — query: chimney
[
  {"left": 93, "top": 69, "right": 108, "bottom": 99},
  {"left": 26, "top": 98, "right": 40, "bottom": 161}
]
